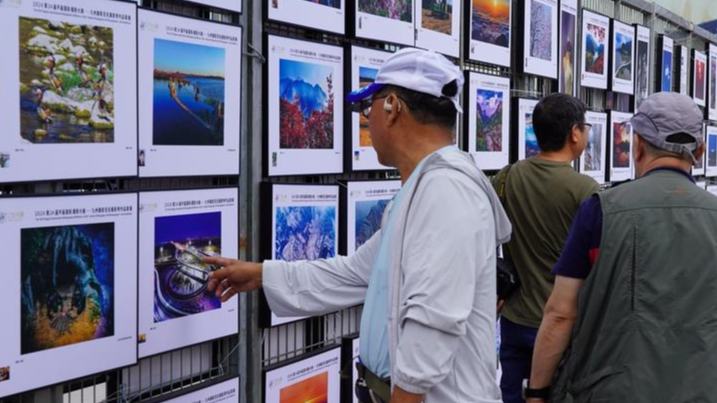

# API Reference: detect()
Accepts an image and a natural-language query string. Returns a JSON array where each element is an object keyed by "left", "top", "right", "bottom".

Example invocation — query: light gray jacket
[{"left": 263, "top": 148, "right": 511, "bottom": 402}]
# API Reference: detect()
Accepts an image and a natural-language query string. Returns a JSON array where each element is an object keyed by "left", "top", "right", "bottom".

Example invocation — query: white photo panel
[
  {"left": 355, "top": 0, "right": 413, "bottom": 46},
  {"left": 611, "top": 20, "right": 635, "bottom": 95},
  {"left": 693, "top": 50, "right": 707, "bottom": 107},
  {"left": 708, "top": 43, "right": 717, "bottom": 121},
  {"left": 138, "top": 188, "right": 239, "bottom": 358},
  {"left": 706, "top": 125, "right": 717, "bottom": 177},
  {"left": 659, "top": 35, "right": 674, "bottom": 92},
  {"left": 268, "top": 0, "right": 344, "bottom": 34},
  {"left": 580, "top": 10, "right": 610, "bottom": 90},
  {"left": 264, "top": 347, "right": 341, "bottom": 403},
  {"left": 191, "top": 0, "right": 242, "bottom": 12},
  {"left": 270, "top": 184, "right": 339, "bottom": 326},
  {"left": 415, "top": 0, "right": 461, "bottom": 57},
  {"left": 163, "top": 377, "right": 239, "bottom": 402},
  {"left": 0, "top": 0, "right": 137, "bottom": 183},
  {"left": 350, "top": 46, "right": 393, "bottom": 171},
  {"left": 468, "top": 72, "right": 511, "bottom": 169},
  {"left": 581, "top": 111, "right": 607, "bottom": 184},
  {"left": 468, "top": 0, "right": 512, "bottom": 67},
  {"left": 0, "top": 193, "right": 137, "bottom": 398},
  {"left": 517, "top": 98, "right": 540, "bottom": 161},
  {"left": 346, "top": 180, "right": 401, "bottom": 255},
  {"left": 609, "top": 111, "right": 633, "bottom": 182},
  {"left": 267, "top": 35, "right": 344, "bottom": 176},
  {"left": 634, "top": 25, "right": 651, "bottom": 109},
  {"left": 138, "top": 10, "right": 242, "bottom": 177},
  {"left": 558, "top": 0, "right": 578, "bottom": 96},
  {"left": 679, "top": 45, "right": 690, "bottom": 96},
  {"left": 522, "top": 0, "right": 558, "bottom": 79}
]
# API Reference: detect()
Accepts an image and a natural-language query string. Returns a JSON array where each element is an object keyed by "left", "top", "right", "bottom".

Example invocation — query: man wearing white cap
[
  {"left": 526, "top": 92, "right": 717, "bottom": 402},
  {"left": 204, "top": 48, "right": 511, "bottom": 402}
]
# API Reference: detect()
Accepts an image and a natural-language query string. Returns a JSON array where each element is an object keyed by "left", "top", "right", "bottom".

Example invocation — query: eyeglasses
[
  {"left": 580, "top": 122, "right": 593, "bottom": 131},
  {"left": 358, "top": 96, "right": 388, "bottom": 119}
]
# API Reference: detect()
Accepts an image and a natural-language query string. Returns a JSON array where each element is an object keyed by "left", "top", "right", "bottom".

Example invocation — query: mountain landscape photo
[
  {"left": 475, "top": 89, "right": 503, "bottom": 152},
  {"left": 585, "top": 23, "right": 606, "bottom": 74},
  {"left": 471, "top": 0, "right": 510, "bottom": 47}
]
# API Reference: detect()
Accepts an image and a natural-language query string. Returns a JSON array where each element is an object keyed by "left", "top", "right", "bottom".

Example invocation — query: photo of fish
[
  {"left": 153, "top": 212, "right": 222, "bottom": 323},
  {"left": 21, "top": 223, "right": 114, "bottom": 354},
  {"left": 471, "top": 0, "right": 510, "bottom": 47},
  {"left": 19, "top": 17, "right": 115, "bottom": 143},
  {"left": 152, "top": 39, "right": 225, "bottom": 146}
]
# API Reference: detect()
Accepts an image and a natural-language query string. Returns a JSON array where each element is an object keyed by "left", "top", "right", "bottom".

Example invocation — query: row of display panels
[
  {"left": 0, "top": 188, "right": 238, "bottom": 398},
  {"left": 0, "top": 0, "right": 242, "bottom": 183}
]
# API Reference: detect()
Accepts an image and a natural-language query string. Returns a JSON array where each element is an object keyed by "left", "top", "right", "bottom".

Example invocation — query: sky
[
  {"left": 154, "top": 38, "right": 225, "bottom": 77},
  {"left": 155, "top": 211, "right": 221, "bottom": 244},
  {"left": 280, "top": 59, "right": 332, "bottom": 91}
]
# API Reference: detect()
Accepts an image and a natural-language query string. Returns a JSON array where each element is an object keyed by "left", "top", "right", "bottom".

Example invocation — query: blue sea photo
[
  {"left": 152, "top": 38, "right": 226, "bottom": 146},
  {"left": 662, "top": 50, "right": 673, "bottom": 92},
  {"left": 275, "top": 206, "right": 336, "bottom": 261}
]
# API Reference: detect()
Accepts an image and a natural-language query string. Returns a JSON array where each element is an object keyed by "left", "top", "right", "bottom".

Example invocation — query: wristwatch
[{"left": 522, "top": 379, "right": 551, "bottom": 400}]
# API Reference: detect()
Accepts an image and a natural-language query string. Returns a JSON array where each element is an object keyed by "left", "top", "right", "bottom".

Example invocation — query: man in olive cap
[{"left": 525, "top": 92, "right": 717, "bottom": 402}]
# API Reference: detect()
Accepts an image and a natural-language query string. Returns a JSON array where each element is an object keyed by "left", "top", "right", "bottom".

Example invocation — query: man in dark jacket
[{"left": 525, "top": 92, "right": 717, "bottom": 403}]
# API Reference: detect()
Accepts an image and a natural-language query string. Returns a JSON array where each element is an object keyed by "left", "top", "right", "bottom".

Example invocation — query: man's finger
[
  {"left": 203, "top": 255, "right": 237, "bottom": 267},
  {"left": 206, "top": 277, "right": 220, "bottom": 292},
  {"left": 220, "top": 287, "right": 238, "bottom": 303},
  {"left": 208, "top": 266, "right": 231, "bottom": 283},
  {"left": 214, "top": 276, "right": 229, "bottom": 297}
]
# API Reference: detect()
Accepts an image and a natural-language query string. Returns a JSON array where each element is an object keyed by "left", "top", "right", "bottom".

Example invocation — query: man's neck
[
  {"left": 639, "top": 156, "right": 692, "bottom": 177},
  {"left": 395, "top": 136, "right": 453, "bottom": 184},
  {"left": 536, "top": 148, "right": 576, "bottom": 164}
]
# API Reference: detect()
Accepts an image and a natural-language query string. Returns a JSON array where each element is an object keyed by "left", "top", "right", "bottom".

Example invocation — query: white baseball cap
[{"left": 347, "top": 47, "right": 464, "bottom": 113}]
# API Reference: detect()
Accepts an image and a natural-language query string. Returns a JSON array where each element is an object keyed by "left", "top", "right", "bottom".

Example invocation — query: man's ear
[
  {"left": 385, "top": 95, "right": 402, "bottom": 127},
  {"left": 569, "top": 124, "right": 581, "bottom": 144},
  {"left": 693, "top": 142, "right": 705, "bottom": 165},
  {"left": 633, "top": 134, "right": 644, "bottom": 161}
]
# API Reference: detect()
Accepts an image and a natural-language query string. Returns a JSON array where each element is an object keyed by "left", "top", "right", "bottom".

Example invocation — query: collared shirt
[{"left": 553, "top": 167, "right": 695, "bottom": 279}]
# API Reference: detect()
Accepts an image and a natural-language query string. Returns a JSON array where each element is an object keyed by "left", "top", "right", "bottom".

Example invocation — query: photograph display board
[
  {"left": 0, "top": 193, "right": 137, "bottom": 398},
  {"left": 164, "top": 377, "right": 239, "bottom": 402},
  {"left": 415, "top": 0, "right": 461, "bottom": 57},
  {"left": 467, "top": 72, "right": 511, "bottom": 169},
  {"left": 345, "top": 180, "right": 401, "bottom": 255},
  {"left": 693, "top": 123, "right": 706, "bottom": 177},
  {"left": 522, "top": 0, "right": 558, "bottom": 79},
  {"left": 558, "top": 0, "right": 577, "bottom": 95},
  {"left": 634, "top": 25, "right": 651, "bottom": 108},
  {"left": 268, "top": 0, "right": 344, "bottom": 34},
  {"left": 341, "top": 336, "right": 360, "bottom": 403},
  {"left": 138, "top": 10, "right": 242, "bottom": 177},
  {"left": 138, "top": 188, "right": 239, "bottom": 358},
  {"left": 468, "top": 0, "right": 511, "bottom": 67},
  {"left": 192, "top": 1, "right": 242, "bottom": 12},
  {"left": 706, "top": 125, "right": 717, "bottom": 177},
  {"left": 679, "top": 45, "right": 690, "bottom": 96},
  {"left": 516, "top": 98, "right": 540, "bottom": 161},
  {"left": 265, "top": 184, "right": 339, "bottom": 326},
  {"left": 609, "top": 111, "right": 633, "bottom": 182},
  {"left": 0, "top": 0, "right": 137, "bottom": 183},
  {"left": 580, "top": 10, "right": 610, "bottom": 90},
  {"left": 659, "top": 35, "right": 674, "bottom": 92},
  {"left": 693, "top": 50, "right": 707, "bottom": 107},
  {"left": 264, "top": 347, "right": 341, "bottom": 403},
  {"left": 581, "top": 111, "right": 607, "bottom": 184},
  {"left": 355, "top": 0, "right": 413, "bottom": 46},
  {"left": 267, "top": 35, "right": 344, "bottom": 176},
  {"left": 610, "top": 20, "right": 635, "bottom": 95},
  {"left": 708, "top": 43, "right": 717, "bottom": 121},
  {"left": 349, "top": 46, "right": 393, "bottom": 171}
]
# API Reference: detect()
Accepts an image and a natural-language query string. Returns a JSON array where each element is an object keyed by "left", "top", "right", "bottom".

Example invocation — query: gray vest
[{"left": 552, "top": 170, "right": 717, "bottom": 403}]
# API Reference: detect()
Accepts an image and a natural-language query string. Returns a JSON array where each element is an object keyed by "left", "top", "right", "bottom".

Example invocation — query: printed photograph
[
  {"left": 697, "top": 59, "right": 706, "bottom": 100},
  {"left": 0, "top": 367, "right": 9, "bottom": 382},
  {"left": 709, "top": 134, "right": 717, "bottom": 167},
  {"left": 358, "top": 66, "right": 378, "bottom": 147},
  {"left": 584, "top": 123, "right": 603, "bottom": 171},
  {"left": 711, "top": 58, "right": 716, "bottom": 109},
  {"left": 471, "top": 0, "right": 510, "bottom": 47},
  {"left": 279, "top": 372, "right": 328, "bottom": 403},
  {"left": 21, "top": 223, "right": 115, "bottom": 354},
  {"left": 612, "top": 122, "right": 630, "bottom": 168},
  {"left": 559, "top": 10, "right": 576, "bottom": 94},
  {"left": 279, "top": 59, "right": 335, "bottom": 149},
  {"left": 275, "top": 206, "right": 336, "bottom": 261},
  {"left": 524, "top": 112, "right": 539, "bottom": 158},
  {"left": 303, "top": 0, "right": 340, "bottom": 9},
  {"left": 359, "top": 0, "right": 412, "bottom": 22},
  {"left": 636, "top": 40, "right": 649, "bottom": 105},
  {"left": 421, "top": 0, "right": 453, "bottom": 35},
  {"left": 529, "top": 0, "right": 552, "bottom": 61},
  {"left": 154, "top": 212, "right": 222, "bottom": 323},
  {"left": 355, "top": 199, "right": 389, "bottom": 250},
  {"left": 614, "top": 32, "right": 633, "bottom": 80},
  {"left": 152, "top": 39, "right": 226, "bottom": 146},
  {"left": 19, "top": 17, "right": 115, "bottom": 144},
  {"left": 584, "top": 23, "right": 606, "bottom": 74},
  {"left": 475, "top": 89, "right": 503, "bottom": 152},
  {"left": 662, "top": 51, "right": 673, "bottom": 92}
]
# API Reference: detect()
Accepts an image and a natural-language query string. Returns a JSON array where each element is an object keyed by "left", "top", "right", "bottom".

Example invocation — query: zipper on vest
[{"left": 630, "top": 226, "right": 637, "bottom": 311}]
